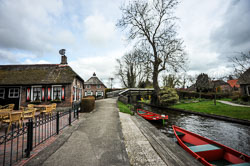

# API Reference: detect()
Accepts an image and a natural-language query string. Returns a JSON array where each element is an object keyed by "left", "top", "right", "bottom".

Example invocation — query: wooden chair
[
  {"left": 2, "top": 112, "right": 22, "bottom": 132},
  {"left": 22, "top": 108, "right": 36, "bottom": 120},
  {"left": 51, "top": 103, "right": 57, "bottom": 115},
  {"left": 27, "top": 104, "right": 34, "bottom": 108},
  {"left": 8, "top": 104, "right": 15, "bottom": 110},
  {"left": 40, "top": 106, "right": 53, "bottom": 116},
  {"left": 0, "top": 109, "right": 12, "bottom": 127}
]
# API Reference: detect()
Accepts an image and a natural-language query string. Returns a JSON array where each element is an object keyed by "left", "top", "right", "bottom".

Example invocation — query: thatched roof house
[
  {"left": 0, "top": 56, "right": 84, "bottom": 110},
  {"left": 238, "top": 68, "right": 250, "bottom": 96}
]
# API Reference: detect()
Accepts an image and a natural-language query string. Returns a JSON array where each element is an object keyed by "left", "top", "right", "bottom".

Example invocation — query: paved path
[
  {"left": 218, "top": 100, "right": 250, "bottom": 107},
  {"left": 119, "top": 112, "right": 166, "bottom": 166},
  {"left": 26, "top": 98, "right": 130, "bottom": 166}
]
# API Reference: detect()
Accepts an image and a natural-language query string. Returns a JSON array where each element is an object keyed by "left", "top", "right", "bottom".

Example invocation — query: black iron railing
[{"left": 0, "top": 102, "right": 81, "bottom": 166}]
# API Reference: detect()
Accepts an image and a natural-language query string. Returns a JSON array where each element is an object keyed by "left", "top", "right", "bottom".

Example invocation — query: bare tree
[
  {"left": 230, "top": 51, "right": 250, "bottom": 78},
  {"left": 117, "top": 0, "right": 186, "bottom": 103},
  {"left": 116, "top": 49, "right": 148, "bottom": 88},
  {"left": 162, "top": 74, "right": 181, "bottom": 88}
]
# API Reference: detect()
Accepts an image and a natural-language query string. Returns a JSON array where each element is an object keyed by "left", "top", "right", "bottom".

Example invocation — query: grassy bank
[
  {"left": 171, "top": 100, "right": 250, "bottom": 120},
  {"left": 117, "top": 101, "right": 133, "bottom": 115}
]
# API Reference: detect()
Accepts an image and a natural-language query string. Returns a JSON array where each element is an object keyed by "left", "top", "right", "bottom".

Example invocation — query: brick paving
[{"left": 0, "top": 110, "right": 77, "bottom": 166}]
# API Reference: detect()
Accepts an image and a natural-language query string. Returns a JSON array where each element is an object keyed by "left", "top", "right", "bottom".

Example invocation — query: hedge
[
  {"left": 177, "top": 90, "right": 230, "bottom": 100},
  {"left": 81, "top": 96, "right": 95, "bottom": 112}
]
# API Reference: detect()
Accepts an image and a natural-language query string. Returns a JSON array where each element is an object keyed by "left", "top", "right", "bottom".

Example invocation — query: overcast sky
[{"left": 0, "top": 0, "right": 249, "bottom": 88}]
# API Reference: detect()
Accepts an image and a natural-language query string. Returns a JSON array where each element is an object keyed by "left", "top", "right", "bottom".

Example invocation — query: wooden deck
[{"left": 131, "top": 114, "right": 202, "bottom": 166}]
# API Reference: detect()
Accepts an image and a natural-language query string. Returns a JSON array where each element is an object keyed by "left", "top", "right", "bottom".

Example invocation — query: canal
[{"left": 140, "top": 104, "right": 250, "bottom": 156}]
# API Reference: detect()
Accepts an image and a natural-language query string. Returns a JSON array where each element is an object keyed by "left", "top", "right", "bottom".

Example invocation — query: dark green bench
[
  {"left": 228, "top": 163, "right": 250, "bottom": 166},
  {"left": 176, "top": 131, "right": 185, "bottom": 137},
  {"left": 189, "top": 144, "right": 221, "bottom": 153}
]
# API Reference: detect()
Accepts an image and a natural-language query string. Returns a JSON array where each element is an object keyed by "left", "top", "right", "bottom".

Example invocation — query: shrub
[
  {"left": 241, "top": 95, "right": 250, "bottom": 102},
  {"left": 231, "top": 95, "right": 239, "bottom": 101},
  {"left": 159, "top": 87, "right": 179, "bottom": 106},
  {"left": 81, "top": 96, "right": 95, "bottom": 112}
]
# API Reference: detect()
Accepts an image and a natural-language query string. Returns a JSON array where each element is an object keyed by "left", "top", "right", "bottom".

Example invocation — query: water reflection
[{"left": 140, "top": 104, "right": 250, "bottom": 156}]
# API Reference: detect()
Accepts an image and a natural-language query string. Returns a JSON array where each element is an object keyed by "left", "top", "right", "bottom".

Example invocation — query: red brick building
[
  {"left": 0, "top": 55, "right": 84, "bottom": 110},
  {"left": 84, "top": 73, "right": 106, "bottom": 99}
]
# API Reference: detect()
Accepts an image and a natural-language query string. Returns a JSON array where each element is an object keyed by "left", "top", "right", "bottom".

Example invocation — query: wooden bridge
[{"left": 107, "top": 88, "right": 154, "bottom": 98}]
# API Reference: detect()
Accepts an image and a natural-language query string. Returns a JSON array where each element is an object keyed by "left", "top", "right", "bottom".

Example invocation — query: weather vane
[{"left": 59, "top": 49, "right": 66, "bottom": 56}]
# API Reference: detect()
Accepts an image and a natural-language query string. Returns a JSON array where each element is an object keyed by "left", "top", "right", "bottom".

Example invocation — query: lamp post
[{"left": 110, "top": 78, "right": 114, "bottom": 89}]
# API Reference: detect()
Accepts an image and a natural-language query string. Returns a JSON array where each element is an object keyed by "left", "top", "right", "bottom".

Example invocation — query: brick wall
[
  {"left": 83, "top": 84, "right": 105, "bottom": 98},
  {"left": 20, "top": 77, "right": 84, "bottom": 108}
]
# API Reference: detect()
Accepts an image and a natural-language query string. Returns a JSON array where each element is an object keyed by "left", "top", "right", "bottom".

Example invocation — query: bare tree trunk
[{"left": 151, "top": 63, "right": 160, "bottom": 105}]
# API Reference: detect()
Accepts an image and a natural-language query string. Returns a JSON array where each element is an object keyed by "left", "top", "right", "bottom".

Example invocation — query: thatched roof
[
  {"left": 238, "top": 68, "right": 250, "bottom": 84},
  {"left": 0, "top": 64, "right": 84, "bottom": 85},
  {"left": 85, "top": 73, "right": 106, "bottom": 87}
]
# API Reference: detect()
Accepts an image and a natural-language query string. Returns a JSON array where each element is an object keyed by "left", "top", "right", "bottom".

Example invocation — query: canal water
[{"left": 140, "top": 104, "right": 250, "bottom": 156}]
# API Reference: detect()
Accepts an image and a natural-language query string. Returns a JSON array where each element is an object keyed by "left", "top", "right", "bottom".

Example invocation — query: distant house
[
  {"left": 211, "top": 80, "right": 231, "bottom": 93},
  {"left": 0, "top": 55, "right": 84, "bottom": 110},
  {"left": 227, "top": 79, "right": 240, "bottom": 92},
  {"left": 238, "top": 68, "right": 250, "bottom": 96},
  {"left": 84, "top": 73, "right": 106, "bottom": 99}
]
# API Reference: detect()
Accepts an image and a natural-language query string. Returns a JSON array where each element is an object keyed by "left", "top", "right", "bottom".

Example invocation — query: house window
[
  {"left": 79, "top": 89, "right": 82, "bottom": 100},
  {"left": 96, "top": 91, "right": 103, "bottom": 96},
  {"left": 0, "top": 88, "right": 5, "bottom": 99},
  {"left": 96, "top": 85, "right": 101, "bottom": 89},
  {"left": 9, "top": 88, "right": 19, "bottom": 98},
  {"left": 53, "top": 86, "right": 62, "bottom": 100},
  {"left": 86, "top": 91, "right": 92, "bottom": 96},
  {"left": 33, "top": 87, "right": 42, "bottom": 101},
  {"left": 86, "top": 85, "right": 90, "bottom": 89},
  {"left": 73, "top": 86, "right": 77, "bottom": 101}
]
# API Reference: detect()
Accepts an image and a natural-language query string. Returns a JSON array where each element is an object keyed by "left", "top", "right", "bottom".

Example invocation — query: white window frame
[
  {"left": 247, "top": 85, "right": 250, "bottom": 96},
  {"left": 73, "top": 86, "right": 77, "bottom": 101},
  {"left": 96, "top": 91, "right": 103, "bottom": 96},
  {"left": 8, "top": 88, "right": 19, "bottom": 98},
  {"left": 0, "top": 88, "right": 5, "bottom": 99},
  {"left": 86, "top": 90, "right": 92, "bottom": 96},
  {"left": 31, "top": 86, "right": 42, "bottom": 101},
  {"left": 52, "top": 85, "right": 62, "bottom": 101},
  {"left": 79, "top": 88, "right": 82, "bottom": 101}
]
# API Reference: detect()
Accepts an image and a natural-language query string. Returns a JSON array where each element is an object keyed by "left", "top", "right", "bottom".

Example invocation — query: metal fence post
[
  {"left": 56, "top": 112, "right": 60, "bottom": 134},
  {"left": 73, "top": 104, "right": 76, "bottom": 118},
  {"left": 26, "top": 119, "right": 33, "bottom": 158},
  {"left": 69, "top": 109, "right": 72, "bottom": 126},
  {"left": 77, "top": 104, "right": 79, "bottom": 119}
]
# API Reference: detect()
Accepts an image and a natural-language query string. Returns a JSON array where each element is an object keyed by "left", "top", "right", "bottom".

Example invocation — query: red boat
[
  {"left": 172, "top": 125, "right": 250, "bottom": 166},
  {"left": 137, "top": 109, "right": 168, "bottom": 121}
]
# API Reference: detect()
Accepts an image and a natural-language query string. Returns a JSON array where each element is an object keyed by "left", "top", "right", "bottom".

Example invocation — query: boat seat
[
  {"left": 176, "top": 131, "right": 185, "bottom": 137},
  {"left": 189, "top": 144, "right": 221, "bottom": 153},
  {"left": 228, "top": 163, "right": 250, "bottom": 166}
]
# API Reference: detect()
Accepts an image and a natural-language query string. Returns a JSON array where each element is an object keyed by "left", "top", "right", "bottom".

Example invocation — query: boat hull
[
  {"left": 172, "top": 125, "right": 250, "bottom": 166},
  {"left": 137, "top": 109, "right": 168, "bottom": 121}
]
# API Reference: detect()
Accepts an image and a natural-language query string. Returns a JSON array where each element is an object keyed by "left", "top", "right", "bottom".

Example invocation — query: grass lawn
[
  {"left": 117, "top": 101, "right": 133, "bottom": 115},
  {"left": 171, "top": 100, "right": 250, "bottom": 120}
]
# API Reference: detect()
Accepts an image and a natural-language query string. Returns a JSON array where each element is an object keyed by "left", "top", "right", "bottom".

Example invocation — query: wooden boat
[
  {"left": 137, "top": 109, "right": 168, "bottom": 121},
  {"left": 172, "top": 125, "right": 250, "bottom": 166}
]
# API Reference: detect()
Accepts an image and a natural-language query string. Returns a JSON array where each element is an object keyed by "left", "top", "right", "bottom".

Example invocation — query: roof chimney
[
  {"left": 93, "top": 72, "right": 96, "bottom": 76},
  {"left": 59, "top": 49, "right": 67, "bottom": 65},
  {"left": 61, "top": 55, "right": 67, "bottom": 64}
]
